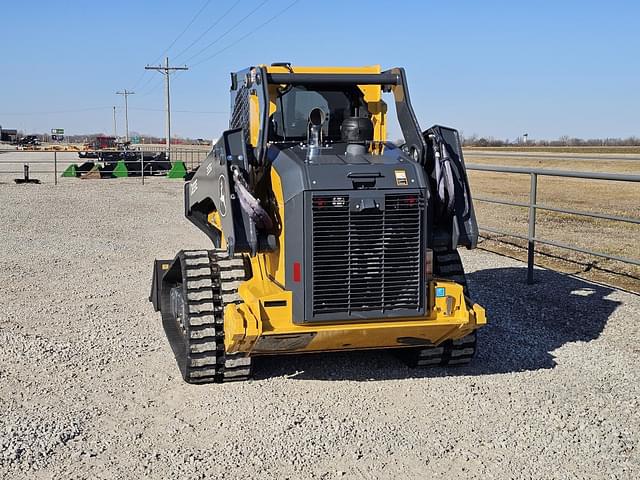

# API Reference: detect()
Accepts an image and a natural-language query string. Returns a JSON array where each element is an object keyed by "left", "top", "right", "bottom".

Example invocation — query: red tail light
[{"left": 293, "top": 261, "right": 301, "bottom": 282}]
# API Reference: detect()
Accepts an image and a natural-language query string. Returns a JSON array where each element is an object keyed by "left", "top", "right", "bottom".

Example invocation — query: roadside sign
[
  {"left": 51, "top": 134, "right": 64, "bottom": 141},
  {"left": 51, "top": 128, "right": 64, "bottom": 134},
  {"left": 131, "top": 136, "right": 140, "bottom": 144}
]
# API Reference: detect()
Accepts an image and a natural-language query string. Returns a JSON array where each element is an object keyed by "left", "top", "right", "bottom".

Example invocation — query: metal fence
[
  {"left": 131, "top": 146, "right": 210, "bottom": 170},
  {"left": 0, "top": 148, "right": 210, "bottom": 184},
  {"left": 3, "top": 149, "right": 638, "bottom": 283},
  {"left": 466, "top": 163, "right": 640, "bottom": 283}
]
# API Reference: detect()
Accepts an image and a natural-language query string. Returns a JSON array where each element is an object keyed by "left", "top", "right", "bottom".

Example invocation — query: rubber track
[
  {"left": 179, "top": 249, "right": 251, "bottom": 384},
  {"left": 399, "top": 247, "right": 477, "bottom": 368},
  {"left": 432, "top": 246, "right": 469, "bottom": 297}
]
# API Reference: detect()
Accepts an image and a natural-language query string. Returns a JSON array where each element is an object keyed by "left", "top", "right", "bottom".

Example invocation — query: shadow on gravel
[{"left": 252, "top": 267, "right": 622, "bottom": 381}]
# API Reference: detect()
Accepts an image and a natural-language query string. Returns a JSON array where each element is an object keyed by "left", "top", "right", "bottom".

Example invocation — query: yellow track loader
[{"left": 150, "top": 64, "right": 486, "bottom": 383}]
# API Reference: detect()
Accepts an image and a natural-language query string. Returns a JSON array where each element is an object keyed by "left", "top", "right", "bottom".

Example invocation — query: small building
[{"left": 0, "top": 127, "right": 18, "bottom": 142}]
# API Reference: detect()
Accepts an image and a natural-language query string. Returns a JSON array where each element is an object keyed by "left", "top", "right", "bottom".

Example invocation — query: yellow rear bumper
[{"left": 224, "top": 280, "right": 486, "bottom": 355}]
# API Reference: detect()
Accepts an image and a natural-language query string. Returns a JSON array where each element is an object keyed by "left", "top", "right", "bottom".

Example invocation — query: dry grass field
[
  {"left": 465, "top": 152, "right": 640, "bottom": 292},
  {"left": 466, "top": 146, "right": 640, "bottom": 154}
]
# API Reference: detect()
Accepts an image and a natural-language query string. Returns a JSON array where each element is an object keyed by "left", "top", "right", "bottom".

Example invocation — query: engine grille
[{"left": 311, "top": 193, "right": 424, "bottom": 316}]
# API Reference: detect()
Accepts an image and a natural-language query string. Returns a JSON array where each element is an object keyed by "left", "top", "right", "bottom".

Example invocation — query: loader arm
[{"left": 185, "top": 128, "right": 260, "bottom": 255}]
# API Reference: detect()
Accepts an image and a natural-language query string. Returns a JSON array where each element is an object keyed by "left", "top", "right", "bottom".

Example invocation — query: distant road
[{"left": 463, "top": 150, "right": 640, "bottom": 162}]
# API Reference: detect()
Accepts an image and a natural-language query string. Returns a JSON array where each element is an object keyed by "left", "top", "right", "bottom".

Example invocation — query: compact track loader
[{"left": 150, "top": 64, "right": 486, "bottom": 383}]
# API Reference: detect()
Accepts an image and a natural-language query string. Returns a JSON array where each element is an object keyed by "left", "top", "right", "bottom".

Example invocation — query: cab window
[{"left": 270, "top": 85, "right": 368, "bottom": 141}]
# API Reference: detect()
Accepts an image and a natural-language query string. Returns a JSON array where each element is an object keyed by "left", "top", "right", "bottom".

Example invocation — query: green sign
[
  {"left": 131, "top": 136, "right": 141, "bottom": 144},
  {"left": 51, "top": 128, "right": 64, "bottom": 134}
]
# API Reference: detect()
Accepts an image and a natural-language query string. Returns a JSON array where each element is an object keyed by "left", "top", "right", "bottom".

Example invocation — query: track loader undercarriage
[{"left": 154, "top": 250, "right": 252, "bottom": 383}]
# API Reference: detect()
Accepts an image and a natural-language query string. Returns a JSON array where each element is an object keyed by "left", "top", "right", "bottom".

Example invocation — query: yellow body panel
[
  {"left": 263, "top": 168, "right": 286, "bottom": 286},
  {"left": 249, "top": 92, "right": 260, "bottom": 146},
  {"left": 207, "top": 211, "right": 226, "bottom": 250},
  {"left": 224, "top": 269, "right": 486, "bottom": 355}
]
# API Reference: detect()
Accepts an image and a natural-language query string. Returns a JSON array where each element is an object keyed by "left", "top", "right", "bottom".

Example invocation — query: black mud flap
[{"left": 149, "top": 259, "right": 174, "bottom": 311}]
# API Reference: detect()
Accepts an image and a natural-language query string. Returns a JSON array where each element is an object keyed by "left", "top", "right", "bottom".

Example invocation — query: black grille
[{"left": 311, "top": 193, "right": 423, "bottom": 316}]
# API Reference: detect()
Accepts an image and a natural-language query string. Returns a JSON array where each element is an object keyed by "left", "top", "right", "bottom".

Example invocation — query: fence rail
[
  {"left": 131, "top": 146, "right": 210, "bottom": 168},
  {"left": 0, "top": 149, "right": 210, "bottom": 184},
  {"left": 463, "top": 151, "right": 640, "bottom": 162},
  {"left": 3, "top": 151, "right": 638, "bottom": 283},
  {"left": 466, "top": 163, "right": 640, "bottom": 282}
]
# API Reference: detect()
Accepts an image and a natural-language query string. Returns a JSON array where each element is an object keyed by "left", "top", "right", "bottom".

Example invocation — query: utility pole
[
  {"left": 112, "top": 106, "right": 117, "bottom": 139},
  {"left": 145, "top": 57, "right": 188, "bottom": 161},
  {"left": 116, "top": 89, "right": 135, "bottom": 142}
]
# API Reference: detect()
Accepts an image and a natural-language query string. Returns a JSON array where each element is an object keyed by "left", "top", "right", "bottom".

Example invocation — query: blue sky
[{"left": 1, "top": 0, "right": 638, "bottom": 141}]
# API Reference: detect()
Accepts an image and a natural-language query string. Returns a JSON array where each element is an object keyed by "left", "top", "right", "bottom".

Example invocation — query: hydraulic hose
[
  {"left": 429, "top": 133, "right": 456, "bottom": 216},
  {"left": 230, "top": 165, "right": 274, "bottom": 230}
]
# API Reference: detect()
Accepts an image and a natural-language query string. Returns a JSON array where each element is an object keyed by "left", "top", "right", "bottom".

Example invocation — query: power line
[
  {"left": 191, "top": 0, "right": 302, "bottom": 68},
  {"left": 0, "top": 106, "right": 228, "bottom": 115},
  {"left": 134, "top": 72, "right": 157, "bottom": 94},
  {"left": 172, "top": 0, "right": 242, "bottom": 62},
  {"left": 130, "top": 70, "right": 150, "bottom": 91},
  {"left": 183, "top": 0, "right": 271, "bottom": 64},
  {"left": 139, "top": 0, "right": 299, "bottom": 97},
  {"left": 132, "top": 0, "right": 212, "bottom": 91},
  {"left": 0, "top": 107, "right": 112, "bottom": 115},
  {"left": 151, "top": 0, "right": 213, "bottom": 64},
  {"left": 137, "top": 76, "right": 165, "bottom": 97},
  {"left": 130, "top": 107, "right": 228, "bottom": 114},
  {"left": 138, "top": 1, "right": 299, "bottom": 97}
]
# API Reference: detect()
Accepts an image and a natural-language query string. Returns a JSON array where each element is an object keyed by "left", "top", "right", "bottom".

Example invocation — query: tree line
[{"left": 462, "top": 134, "right": 640, "bottom": 147}]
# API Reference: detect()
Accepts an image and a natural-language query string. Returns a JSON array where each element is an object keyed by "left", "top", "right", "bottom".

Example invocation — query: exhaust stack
[{"left": 307, "top": 108, "right": 326, "bottom": 160}]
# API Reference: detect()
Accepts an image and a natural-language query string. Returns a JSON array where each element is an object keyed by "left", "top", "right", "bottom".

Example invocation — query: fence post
[
  {"left": 54, "top": 151, "right": 58, "bottom": 185},
  {"left": 527, "top": 172, "right": 538, "bottom": 284},
  {"left": 140, "top": 150, "right": 145, "bottom": 185}
]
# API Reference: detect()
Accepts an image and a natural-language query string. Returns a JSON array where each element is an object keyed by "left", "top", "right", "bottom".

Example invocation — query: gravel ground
[{"left": 1, "top": 172, "right": 639, "bottom": 479}]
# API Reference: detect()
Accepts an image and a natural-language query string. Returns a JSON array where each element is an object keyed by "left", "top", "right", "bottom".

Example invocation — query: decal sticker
[
  {"left": 190, "top": 179, "right": 198, "bottom": 195},
  {"left": 394, "top": 169, "right": 408, "bottom": 186}
]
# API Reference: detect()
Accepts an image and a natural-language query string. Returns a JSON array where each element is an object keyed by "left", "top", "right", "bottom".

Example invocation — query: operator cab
[
  {"left": 267, "top": 84, "right": 376, "bottom": 159},
  {"left": 268, "top": 85, "right": 370, "bottom": 140}
]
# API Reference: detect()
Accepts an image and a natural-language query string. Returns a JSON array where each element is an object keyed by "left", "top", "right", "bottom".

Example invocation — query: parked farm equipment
[{"left": 63, "top": 151, "right": 181, "bottom": 178}]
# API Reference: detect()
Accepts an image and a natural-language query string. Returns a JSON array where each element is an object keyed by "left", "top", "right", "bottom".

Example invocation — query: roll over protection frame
[
  {"left": 262, "top": 69, "right": 427, "bottom": 167},
  {"left": 265, "top": 73, "right": 401, "bottom": 86}
]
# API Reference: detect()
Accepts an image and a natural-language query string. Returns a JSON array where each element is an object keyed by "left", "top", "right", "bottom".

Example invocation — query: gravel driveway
[{"left": 0, "top": 177, "right": 638, "bottom": 479}]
